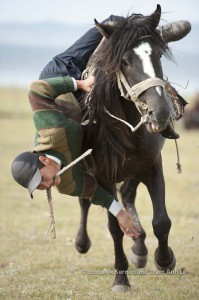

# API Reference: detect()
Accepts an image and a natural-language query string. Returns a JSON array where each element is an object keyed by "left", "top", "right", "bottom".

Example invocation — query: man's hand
[
  {"left": 76, "top": 76, "right": 95, "bottom": 92},
  {"left": 116, "top": 209, "right": 141, "bottom": 238}
]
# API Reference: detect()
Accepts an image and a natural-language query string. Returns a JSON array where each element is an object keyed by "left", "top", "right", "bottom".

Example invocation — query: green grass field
[{"left": 0, "top": 88, "right": 199, "bottom": 299}]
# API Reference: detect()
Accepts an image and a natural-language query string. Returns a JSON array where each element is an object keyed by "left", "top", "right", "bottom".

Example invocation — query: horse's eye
[{"left": 122, "top": 58, "right": 129, "bottom": 66}]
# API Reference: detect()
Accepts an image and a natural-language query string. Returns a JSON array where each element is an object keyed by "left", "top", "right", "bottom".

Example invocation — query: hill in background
[{"left": 0, "top": 21, "right": 198, "bottom": 95}]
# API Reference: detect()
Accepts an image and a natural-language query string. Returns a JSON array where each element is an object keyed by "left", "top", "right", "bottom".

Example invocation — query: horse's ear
[
  {"left": 94, "top": 19, "right": 114, "bottom": 39},
  {"left": 148, "top": 4, "right": 161, "bottom": 29}
]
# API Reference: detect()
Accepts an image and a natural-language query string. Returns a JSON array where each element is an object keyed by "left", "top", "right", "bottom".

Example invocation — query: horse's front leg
[
  {"left": 144, "top": 157, "right": 176, "bottom": 272},
  {"left": 120, "top": 179, "right": 148, "bottom": 268},
  {"left": 75, "top": 197, "right": 91, "bottom": 254},
  {"left": 108, "top": 211, "right": 130, "bottom": 292}
]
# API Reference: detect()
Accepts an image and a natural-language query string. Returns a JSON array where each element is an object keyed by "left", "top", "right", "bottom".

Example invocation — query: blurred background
[
  {"left": 0, "top": 0, "right": 198, "bottom": 95},
  {"left": 0, "top": 1, "right": 199, "bottom": 298}
]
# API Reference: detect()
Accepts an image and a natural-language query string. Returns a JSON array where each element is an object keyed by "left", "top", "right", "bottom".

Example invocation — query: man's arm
[{"left": 29, "top": 75, "right": 94, "bottom": 116}]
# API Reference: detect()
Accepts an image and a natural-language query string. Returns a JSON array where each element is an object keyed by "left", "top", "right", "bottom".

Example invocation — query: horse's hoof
[
  {"left": 154, "top": 248, "right": 176, "bottom": 272},
  {"left": 75, "top": 236, "right": 91, "bottom": 254},
  {"left": 130, "top": 251, "right": 147, "bottom": 268},
  {"left": 112, "top": 285, "right": 131, "bottom": 293}
]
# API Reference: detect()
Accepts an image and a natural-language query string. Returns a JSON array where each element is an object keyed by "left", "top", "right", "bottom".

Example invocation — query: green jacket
[{"left": 29, "top": 76, "right": 114, "bottom": 210}]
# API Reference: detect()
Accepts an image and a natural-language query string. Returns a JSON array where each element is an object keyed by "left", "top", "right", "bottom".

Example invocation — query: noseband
[{"left": 117, "top": 70, "right": 166, "bottom": 112}]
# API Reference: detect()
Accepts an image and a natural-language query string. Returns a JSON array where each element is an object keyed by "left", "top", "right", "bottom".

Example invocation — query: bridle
[
  {"left": 82, "top": 35, "right": 182, "bottom": 173},
  {"left": 83, "top": 35, "right": 174, "bottom": 132},
  {"left": 116, "top": 34, "right": 166, "bottom": 113},
  {"left": 102, "top": 69, "right": 167, "bottom": 133},
  {"left": 117, "top": 70, "right": 166, "bottom": 112},
  {"left": 103, "top": 67, "right": 182, "bottom": 174},
  {"left": 82, "top": 69, "right": 168, "bottom": 132}
]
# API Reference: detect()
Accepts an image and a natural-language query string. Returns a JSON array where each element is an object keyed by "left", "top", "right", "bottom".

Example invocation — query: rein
[{"left": 104, "top": 107, "right": 148, "bottom": 132}]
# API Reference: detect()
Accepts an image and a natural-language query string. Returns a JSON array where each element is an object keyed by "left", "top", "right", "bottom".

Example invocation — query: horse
[{"left": 75, "top": 5, "right": 186, "bottom": 291}]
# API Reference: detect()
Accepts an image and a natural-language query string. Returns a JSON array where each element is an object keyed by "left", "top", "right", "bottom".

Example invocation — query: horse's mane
[{"left": 86, "top": 13, "right": 172, "bottom": 179}]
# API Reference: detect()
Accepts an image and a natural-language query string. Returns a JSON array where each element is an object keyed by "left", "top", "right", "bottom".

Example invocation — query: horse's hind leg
[
  {"left": 120, "top": 179, "right": 148, "bottom": 268},
  {"left": 75, "top": 197, "right": 91, "bottom": 254}
]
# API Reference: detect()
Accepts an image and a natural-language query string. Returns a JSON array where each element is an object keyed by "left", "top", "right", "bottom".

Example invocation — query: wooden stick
[
  {"left": 55, "top": 149, "right": 92, "bottom": 177},
  {"left": 46, "top": 188, "right": 56, "bottom": 239}
]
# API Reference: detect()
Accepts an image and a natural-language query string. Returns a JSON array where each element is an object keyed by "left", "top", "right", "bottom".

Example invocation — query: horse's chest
[
  {"left": 122, "top": 153, "right": 155, "bottom": 178},
  {"left": 121, "top": 135, "right": 164, "bottom": 178}
]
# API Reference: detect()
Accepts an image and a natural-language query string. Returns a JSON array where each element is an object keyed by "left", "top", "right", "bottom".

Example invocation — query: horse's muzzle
[
  {"left": 146, "top": 111, "right": 169, "bottom": 133},
  {"left": 145, "top": 112, "right": 180, "bottom": 139}
]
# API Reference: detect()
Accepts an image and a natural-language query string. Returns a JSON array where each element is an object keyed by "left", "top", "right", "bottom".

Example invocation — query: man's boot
[
  {"left": 158, "top": 20, "right": 191, "bottom": 139},
  {"left": 161, "top": 123, "right": 180, "bottom": 139},
  {"left": 161, "top": 20, "right": 191, "bottom": 43}
]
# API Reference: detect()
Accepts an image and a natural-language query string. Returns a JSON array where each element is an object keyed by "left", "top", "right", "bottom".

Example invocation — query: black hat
[{"left": 11, "top": 152, "right": 42, "bottom": 198}]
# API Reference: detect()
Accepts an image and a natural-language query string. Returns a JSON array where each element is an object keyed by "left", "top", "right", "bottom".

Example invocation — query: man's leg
[
  {"left": 160, "top": 20, "right": 191, "bottom": 43},
  {"left": 39, "top": 15, "right": 122, "bottom": 80}
]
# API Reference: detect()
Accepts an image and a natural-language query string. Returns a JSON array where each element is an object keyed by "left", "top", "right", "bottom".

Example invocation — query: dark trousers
[{"left": 39, "top": 15, "right": 122, "bottom": 80}]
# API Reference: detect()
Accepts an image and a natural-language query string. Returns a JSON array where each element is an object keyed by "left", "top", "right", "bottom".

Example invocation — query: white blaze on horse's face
[{"left": 133, "top": 42, "right": 161, "bottom": 95}]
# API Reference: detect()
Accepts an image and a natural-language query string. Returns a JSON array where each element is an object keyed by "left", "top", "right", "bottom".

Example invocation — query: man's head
[{"left": 11, "top": 152, "right": 61, "bottom": 198}]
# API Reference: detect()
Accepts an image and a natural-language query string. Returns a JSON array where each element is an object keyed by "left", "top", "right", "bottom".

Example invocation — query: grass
[{"left": 0, "top": 87, "right": 199, "bottom": 299}]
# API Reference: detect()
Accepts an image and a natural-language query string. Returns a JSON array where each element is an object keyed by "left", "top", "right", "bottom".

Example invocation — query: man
[
  {"left": 11, "top": 15, "right": 191, "bottom": 237},
  {"left": 12, "top": 74, "right": 140, "bottom": 237}
]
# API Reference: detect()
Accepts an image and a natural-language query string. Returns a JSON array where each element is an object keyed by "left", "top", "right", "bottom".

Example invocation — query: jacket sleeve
[{"left": 29, "top": 76, "right": 75, "bottom": 111}]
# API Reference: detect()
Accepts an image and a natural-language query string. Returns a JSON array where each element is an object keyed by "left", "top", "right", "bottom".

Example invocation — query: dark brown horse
[{"left": 75, "top": 5, "right": 185, "bottom": 291}]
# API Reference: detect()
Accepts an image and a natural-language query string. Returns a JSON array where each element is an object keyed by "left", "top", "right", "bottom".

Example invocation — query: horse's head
[
  {"left": 86, "top": 5, "right": 185, "bottom": 178},
  {"left": 94, "top": 5, "right": 174, "bottom": 134}
]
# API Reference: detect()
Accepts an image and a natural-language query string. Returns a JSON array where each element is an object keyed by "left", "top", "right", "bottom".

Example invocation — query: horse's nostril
[
  {"left": 148, "top": 110, "right": 156, "bottom": 120},
  {"left": 148, "top": 110, "right": 153, "bottom": 116},
  {"left": 148, "top": 111, "right": 159, "bottom": 125}
]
